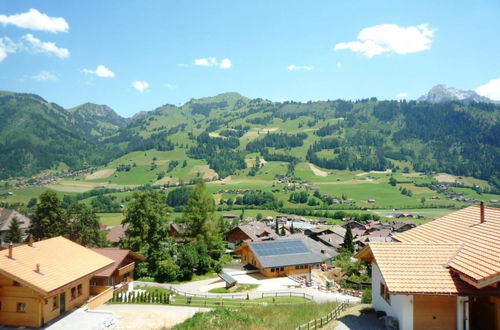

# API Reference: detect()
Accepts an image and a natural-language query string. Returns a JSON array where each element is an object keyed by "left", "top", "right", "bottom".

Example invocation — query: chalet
[
  {"left": 392, "top": 221, "right": 416, "bottom": 233},
  {"left": 91, "top": 248, "right": 145, "bottom": 292},
  {"left": 106, "top": 225, "right": 127, "bottom": 246},
  {"left": 0, "top": 209, "right": 31, "bottom": 245},
  {"left": 303, "top": 227, "right": 333, "bottom": 237},
  {"left": 234, "top": 239, "right": 329, "bottom": 278},
  {"left": 0, "top": 237, "right": 114, "bottom": 328},
  {"left": 356, "top": 204, "right": 500, "bottom": 330},
  {"left": 226, "top": 223, "right": 277, "bottom": 244},
  {"left": 314, "top": 232, "right": 345, "bottom": 249},
  {"left": 276, "top": 234, "right": 338, "bottom": 260},
  {"left": 168, "top": 223, "right": 187, "bottom": 242},
  {"left": 222, "top": 213, "right": 238, "bottom": 219}
]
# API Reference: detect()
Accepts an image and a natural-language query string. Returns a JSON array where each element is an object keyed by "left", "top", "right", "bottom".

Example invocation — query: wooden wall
[
  {"left": 413, "top": 295, "right": 457, "bottom": 330},
  {"left": 0, "top": 273, "right": 92, "bottom": 328}
]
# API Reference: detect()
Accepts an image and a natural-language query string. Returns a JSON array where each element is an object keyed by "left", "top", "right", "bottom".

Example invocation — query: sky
[{"left": 0, "top": 0, "right": 499, "bottom": 117}]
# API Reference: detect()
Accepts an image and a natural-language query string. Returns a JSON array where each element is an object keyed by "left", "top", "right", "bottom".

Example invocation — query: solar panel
[{"left": 250, "top": 240, "right": 310, "bottom": 257}]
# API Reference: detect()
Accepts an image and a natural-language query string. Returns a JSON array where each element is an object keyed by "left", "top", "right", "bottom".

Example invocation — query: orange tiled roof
[
  {"left": 0, "top": 236, "right": 114, "bottom": 295},
  {"left": 393, "top": 205, "right": 500, "bottom": 287},
  {"left": 357, "top": 242, "right": 500, "bottom": 295}
]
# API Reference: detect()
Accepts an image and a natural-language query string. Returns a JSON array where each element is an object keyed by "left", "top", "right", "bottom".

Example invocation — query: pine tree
[
  {"left": 343, "top": 224, "right": 354, "bottom": 252},
  {"left": 290, "top": 221, "right": 295, "bottom": 234},
  {"left": 6, "top": 216, "right": 22, "bottom": 243},
  {"left": 66, "top": 203, "right": 101, "bottom": 247},
  {"left": 275, "top": 218, "right": 279, "bottom": 235}
]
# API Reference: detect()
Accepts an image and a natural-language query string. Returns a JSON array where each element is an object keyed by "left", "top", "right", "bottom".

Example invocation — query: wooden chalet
[
  {"left": 234, "top": 239, "right": 329, "bottom": 278},
  {"left": 0, "top": 237, "right": 114, "bottom": 328},
  {"left": 106, "top": 225, "right": 127, "bottom": 246},
  {"left": 356, "top": 204, "right": 500, "bottom": 330},
  {"left": 226, "top": 223, "right": 277, "bottom": 244},
  {"left": 90, "top": 248, "right": 145, "bottom": 292}
]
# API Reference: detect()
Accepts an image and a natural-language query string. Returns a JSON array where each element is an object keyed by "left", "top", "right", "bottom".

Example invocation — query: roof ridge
[{"left": 445, "top": 243, "right": 465, "bottom": 268}]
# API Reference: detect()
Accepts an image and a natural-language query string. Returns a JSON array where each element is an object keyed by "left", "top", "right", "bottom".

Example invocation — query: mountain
[
  {"left": 418, "top": 84, "right": 495, "bottom": 104},
  {"left": 0, "top": 89, "right": 498, "bottom": 189},
  {"left": 68, "top": 103, "right": 129, "bottom": 139}
]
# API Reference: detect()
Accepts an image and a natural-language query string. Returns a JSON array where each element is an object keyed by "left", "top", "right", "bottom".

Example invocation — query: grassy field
[
  {"left": 209, "top": 284, "right": 259, "bottom": 294},
  {"left": 173, "top": 302, "right": 340, "bottom": 330}
]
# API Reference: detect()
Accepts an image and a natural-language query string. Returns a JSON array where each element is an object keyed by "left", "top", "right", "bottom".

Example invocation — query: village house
[
  {"left": 106, "top": 224, "right": 127, "bottom": 246},
  {"left": 0, "top": 208, "right": 31, "bottom": 245},
  {"left": 356, "top": 204, "right": 500, "bottom": 330},
  {"left": 90, "top": 248, "right": 145, "bottom": 292},
  {"left": 0, "top": 236, "right": 114, "bottom": 328},
  {"left": 226, "top": 222, "right": 277, "bottom": 244},
  {"left": 234, "top": 239, "right": 329, "bottom": 278}
]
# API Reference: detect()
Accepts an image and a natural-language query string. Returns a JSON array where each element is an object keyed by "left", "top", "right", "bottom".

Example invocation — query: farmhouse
[
  {"left": 0, "top": 208, "right": 31, "bottom": 245},
  {"left": 226, "top": 222, "right": 277, "bottom": 244},
  {"left": 234, "top": 239, "right": 329, "bottom": 278},
  {"left": 356, "top": 204, "right": 500, "bottom": 330},
  {"left": 91, "top": 248, "right": 145, "bottom": 292},
  {"left": 106, "top": 224, "right": 127, "bottom": 246},
  {"left": 0, "top": 236, "right": 114, "bottom": 328}
]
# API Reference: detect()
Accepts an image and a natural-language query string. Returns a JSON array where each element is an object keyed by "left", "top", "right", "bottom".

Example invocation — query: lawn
[
  {"left": 173, "top": 301, "right": 340, "bottom": 330},
  {"left": 98, "top": 213, "right": 124, "bottom": 226},
  {"left": 209, "top": 284, "right": 259, "bottom": 294}
]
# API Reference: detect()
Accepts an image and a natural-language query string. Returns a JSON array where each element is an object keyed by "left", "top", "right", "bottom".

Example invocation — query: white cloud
[
  {"left": 475, "top": 78, "right": 500, "bottom": 101},
  {"left": 220, "top": 58, "right": 232, "bottom": 69},
  {"left": 336, "top": 62, "right": 342, "bottom": 69},
  {"left": 334, "top": 24, "right": 434, "bottom": 58},
  {"left": 194, "top": 57, "right": 217, "bottom": 67},
  {"left": 0, "top": 9, "right": 69, "bottom": 33},
  {"left": 21, "top": 33, "right": 69, "bottom": 59},
  {"left": 194, "top": 57, "right": 232, "bottom": 69},
  {"left": 81, "top": 65, "right": 115, "bottom": 78},
  {"left": 395, "top": 92, "right": 408, "bottom": 99},
  {"left": 0, "top": 37, "right": 16, "bottom": 61},
  {"left": 287, "top": 64, "right": 313, "bottom": 71},
  {"left": 164, "top": 83, "right": 177, "bottom": 89},
  {"left": 132, "top": 81, "right": 149, "bottom": 93},
  {"left": 32, "top": 70, "right": 58, "bottom": 81}
]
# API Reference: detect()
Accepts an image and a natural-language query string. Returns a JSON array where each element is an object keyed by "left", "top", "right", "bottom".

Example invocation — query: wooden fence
[
  {"left": 295, "top": 301, "right": 349, "bottom": 330},
  {"left": 87, "top": 286, "right": 114, "bottom": 309}
]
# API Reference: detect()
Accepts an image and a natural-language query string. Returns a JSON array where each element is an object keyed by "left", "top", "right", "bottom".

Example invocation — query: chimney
[
  {"left": 28, "top": 235, "right": 33, "bottom": 247},
  {"left": 480, "top": 202, "right": 485, "bottom": 223},
  {"left": 36, "top": 264, "right": 40, "bottom": 273},
  {"left": 8, "top": 242, "right": 13, "bottom": 259}
]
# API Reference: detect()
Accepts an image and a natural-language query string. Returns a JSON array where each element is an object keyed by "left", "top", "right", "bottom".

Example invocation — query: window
[
  {"left": 13, "top": 281, "right": 20, "bottom": 286},
  {"left": 52, "top": 297, "right": 58, "bottom": 311},
  {"left": 17, "top": 302, "right": 26, "bottom": 313},
  {"left": 270, "top": 268, "right": 275, "bottom": 272},
  {"left": 0, "top": 301, "right": 2, "bottom": 311},
  {"left": 71, "top": 287, "right": 76, "bottom": 299},
  {"left": 380, "top": 282, "right": 390, "bottom": 304},
  {"left": 77, "top": 284, "right": 82, "bottom": 296},
  {"left": 279, "top": 267, "right": 284, "bottom": 271}
]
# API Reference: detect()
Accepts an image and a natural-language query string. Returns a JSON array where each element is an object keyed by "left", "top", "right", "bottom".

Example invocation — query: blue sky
[{"left": 0, "top": 0, "right": 499, "bottom": 117}]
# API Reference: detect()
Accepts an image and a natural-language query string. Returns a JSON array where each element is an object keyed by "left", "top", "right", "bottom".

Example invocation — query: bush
[{"left": 362, "top": 289, "right": 372, "bottom": 304}]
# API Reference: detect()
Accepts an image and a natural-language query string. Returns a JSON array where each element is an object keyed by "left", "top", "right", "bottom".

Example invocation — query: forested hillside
[{"left": 0, "top": 90, "right": 499, "bottom": 189}]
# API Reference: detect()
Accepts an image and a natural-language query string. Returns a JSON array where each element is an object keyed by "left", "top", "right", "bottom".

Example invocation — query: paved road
[{"left": 97, "top": 304, "right": 211, "bottom": 329}]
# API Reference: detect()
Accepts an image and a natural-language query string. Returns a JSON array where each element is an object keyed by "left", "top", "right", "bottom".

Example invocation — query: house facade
[
  {"left": 226, "top": 223, "right": 277, "bottom": 244},
  {"left": 91, "top": 248, "right": 145, "bottom": 292},
  {"left": 0, "top": 237, "right": 114, "bottom": 328},
  {"left": 356, "top": 204, "right": 500, "bottom": 330}
]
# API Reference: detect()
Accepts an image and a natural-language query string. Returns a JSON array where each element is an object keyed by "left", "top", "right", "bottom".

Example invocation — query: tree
[
  {"left": 343, "top": 224, "right": 354, "bottom": 252},
  {"left": 389, "top": 176, "right": 397, "bottom": 186},
  {"left": 121, "top": 190, "right": 171, "bottom": 276},
  {"left": 420, "top": 197, "right": 426, "bottom": 204},
  {"left": 275, "top": 217, "right": 279, "bottom": 235},
  {"left": 280, "top": 226, "right": 286, "bottom": 236},
  {"left": 65, "top": 203, "right": 101, "bottom": 247},
  {"left": 183, "top": 180, "right": 224, "bottom": 260},
  {"left": 5, "top": 216, "right": 22, "bottom": 243},
  {"left": 27, "top": 198, "right": 37, "bottom": 209},
  {"left": 290, "top": 221, "right": 295, "bottom": 234},
  {"left": 256, "top": 213, "right": 263, "bottom": 221},
  {"left": 30, "top": 190, "right": 65, "bottom": 240}
]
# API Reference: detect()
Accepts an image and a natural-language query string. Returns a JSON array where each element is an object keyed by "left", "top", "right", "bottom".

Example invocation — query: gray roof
[
  {"left": 0, "top": 208, "right": 31, "bottom": 232},
  {"left": 218, "top": 273, "right": 237, "bottom": 285},
  {"left": 247, "top": 239, "right": 328, "bottom": 269}
]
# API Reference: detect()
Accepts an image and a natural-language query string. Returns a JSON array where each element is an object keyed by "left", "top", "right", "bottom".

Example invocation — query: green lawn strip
[
  {"left": 173, "top": 301, "right": 340, "bottom": 330},
  {"left": 209, "top": 284, "right": 258, "bottom": 293}
]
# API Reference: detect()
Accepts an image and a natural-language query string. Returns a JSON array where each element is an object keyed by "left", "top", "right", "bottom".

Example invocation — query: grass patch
[
  {"left": 169, "top": 272, "right": 218, "bottom": 284},
  {"left": 208, "top": 284, "right": 258, "bottom": 293},
  {"left": 173, "top": 301, "right": 340, "bottom": 330}
]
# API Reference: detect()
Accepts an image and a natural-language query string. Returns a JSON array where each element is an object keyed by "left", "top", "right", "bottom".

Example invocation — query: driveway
[{"left": 97, "top": 304, "right": 210, "bottom": 329}]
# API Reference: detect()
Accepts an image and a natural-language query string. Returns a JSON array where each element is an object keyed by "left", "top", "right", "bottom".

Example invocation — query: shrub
[{"left": 362, "top": 289, "right": 372, "bottom": 304}]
